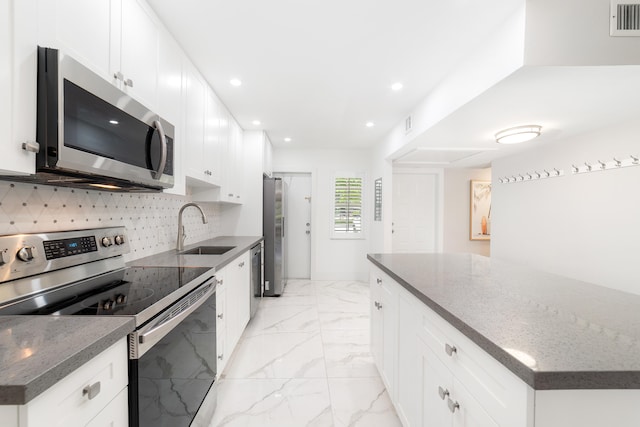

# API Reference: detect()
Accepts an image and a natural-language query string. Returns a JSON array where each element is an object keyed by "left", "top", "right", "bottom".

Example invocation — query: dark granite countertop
[
  {"left": 368, "top": 253, "right": 640, "bottom": 390},
  {"left": 0, "top": 316, "right": 134, "bottom": 405},
  {"left": 128, "top": 236, "right": 263, "bottom": 270}
]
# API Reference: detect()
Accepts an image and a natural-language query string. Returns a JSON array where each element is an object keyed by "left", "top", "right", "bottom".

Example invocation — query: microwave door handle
[{"left": 152, "top": 120, "right": 168, "bottom": 180}]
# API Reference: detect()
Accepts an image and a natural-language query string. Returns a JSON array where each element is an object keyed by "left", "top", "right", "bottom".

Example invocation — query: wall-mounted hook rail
[
  {"left": 498, "top": 167, "right": 565, "bottom": 184},
  {"left": 572, "top": 155, "right": 640, "bottom": 175}
]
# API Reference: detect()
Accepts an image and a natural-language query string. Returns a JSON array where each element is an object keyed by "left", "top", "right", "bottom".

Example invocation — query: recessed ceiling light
[
  {"left": 252, "top": 120, "right": 261, "bottom": 126},
  {"left": 391, "top": 82, "right": 403, "bottom": 91},
  {"left": 366, "top": 122, "right": 375, "bottom": 128},
  {"left": 109, "top": 120, "right": 119, "bottom": 125},
  {"left": 230, "top": 78, "right": 242, "bottom": 87},
  {"left": 495, "top": 125, "right": 542, "bottom": 144},
  {"left": 284, "top": 137, "right": 292, "bottom": 142}
]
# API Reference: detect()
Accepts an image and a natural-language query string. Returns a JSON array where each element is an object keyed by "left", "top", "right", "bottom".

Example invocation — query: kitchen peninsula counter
[{"left": 368, "top": 253, "right": 640, "bottom": 390}]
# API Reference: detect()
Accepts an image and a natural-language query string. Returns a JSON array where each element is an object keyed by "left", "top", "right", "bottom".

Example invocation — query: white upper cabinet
[
  {"left": 117, "top": 0, "right": 159, "bottom": 109},
  {"left": 37, "top": 0, "right": 114, "bottom": 81},
  {"left": 158, "top": 28, "right": 184, "bottom": 195},
  {"left": 37, "top": 0, "right": 158, "bottom": 109},
  {"left": 204, "top": 88, "right": 223, "bottom": 186},
  {"left": 183, "top": 63, "right": 206, "bottom": 183},
  {"left": 0, "top": 0, "right": 37, "bottom": 176}
]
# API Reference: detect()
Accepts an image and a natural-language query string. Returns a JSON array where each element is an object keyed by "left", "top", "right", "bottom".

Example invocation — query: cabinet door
[
  {"left": 380, "top": 279, "right": 396, "bottom": 398},
  {"left": 370, "top": 272, "right": 384, "bottom": 372},
  {"left": 37, "top": 0, "right": 114, "bottom": 82},
  {"left": 183, "top": 65, "right": 206, "bottom": 182},
  {"left": 204, "top": 89, "right": 222, "bottom": 185},
  {"left": 419, "top": 338, "right": 453, "bottom": 427},
  {"left": 119, "top": 0, "right": 158, "bottom": 108},
  {"left": 158, "top": 29, "right": 185, "bottom": 195},
  {"left": 1, "top": 0, "right": 37, "bottom": 176},
  {"left": 231, "top": 119, "right": 244, "bottom": 202},
  {"left": 85, "top": 387, "right": 128, "bottom": 427},
  {"left": 396, "top": 292, "right": 420, "bottom": 426},
  {"left": 451, "top": 378, "right": 499, "bottom": 427},
  {"left": 216, "top": 276, "right": 227, "bottom": 374}
]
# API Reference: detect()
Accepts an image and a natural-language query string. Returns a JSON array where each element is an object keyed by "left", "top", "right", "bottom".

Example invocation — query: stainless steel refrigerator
[{"left": 263, "top": 177, "right": 286, "bottom": 296}]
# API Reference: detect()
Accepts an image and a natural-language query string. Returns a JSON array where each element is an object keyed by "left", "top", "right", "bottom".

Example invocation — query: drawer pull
[
  {"left": 239, "top": 261, "right": 245, "bottom": 267},
  {"left": 438, "top": 386, "right": 449, "bottom": 400},
  {"left": 82, "top": 382, "right": 101, "bottom": 400},
  {"left": 218, "top": 354, "right": 224, "bottom": 360},
  {"left": 445, "top": 343, "right": 457, "bottom": 357},
  {"left": 374, "top": 301, "right": 382, "bottom": 310},
  {"left": 217, "top": 313, "right": 224, "bottom": 319},
  {"left": 376, "top": 278, "right": 382, "bottom": 284},
  {"left": 447, "top": 398, "right": 460, "bottom": 413}
]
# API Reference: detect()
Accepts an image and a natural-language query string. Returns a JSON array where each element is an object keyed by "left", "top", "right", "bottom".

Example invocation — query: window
[{"left": 332, "top": 175, "right": 363, "bottom": 237}]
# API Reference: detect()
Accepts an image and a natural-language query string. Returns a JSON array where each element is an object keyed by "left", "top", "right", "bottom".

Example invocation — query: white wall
[
  {"left": 524, "top": 0, "right": 640, "bottom": 66},
  {"left": 491, "top": 118, "right": 640, "bottom": 295},
  {"left": 273, "top": 147, "right": 371, "bottom": 281},
  {"left": 443, "top": 168, "right": 492, "bottom": 256}
]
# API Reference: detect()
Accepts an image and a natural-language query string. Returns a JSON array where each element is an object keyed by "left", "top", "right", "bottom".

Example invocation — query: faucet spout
[{"left": 177, "top": 203, "right": 208, "bottom": 251}]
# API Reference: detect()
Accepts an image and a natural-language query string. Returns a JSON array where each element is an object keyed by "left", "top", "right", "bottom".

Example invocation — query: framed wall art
[{"left": 470, "top": 180, "right": 491, "bottom": 240}]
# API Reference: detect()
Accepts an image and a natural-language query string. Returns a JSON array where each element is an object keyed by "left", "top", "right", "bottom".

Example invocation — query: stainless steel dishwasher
[{"left": 250, "top": 243, "right": 263, "bottom": 318}]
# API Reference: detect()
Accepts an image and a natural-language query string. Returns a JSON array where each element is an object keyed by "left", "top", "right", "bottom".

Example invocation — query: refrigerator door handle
[{"left": 282, "top": 216, "right": 285, "bottom": 237}]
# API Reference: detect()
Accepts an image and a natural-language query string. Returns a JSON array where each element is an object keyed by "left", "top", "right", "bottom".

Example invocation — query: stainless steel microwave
[{"left": 28, "top": 46, "right": 174, "bottom": 191}]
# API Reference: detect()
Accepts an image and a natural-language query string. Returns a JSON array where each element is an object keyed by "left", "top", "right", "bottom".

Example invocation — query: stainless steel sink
[{"left": 180, "top": 246, "right": 236, "bottom": 255}]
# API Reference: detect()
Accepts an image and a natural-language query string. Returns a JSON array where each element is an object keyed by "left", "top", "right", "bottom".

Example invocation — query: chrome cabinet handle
[
  {"left": 374, "top": 301, "right": 382, "bottom": 310},
  {"left": 376, "top": 278, "right": 382, "bottom": 284},
  {"left": 217, "top": 279, "right": 223, "bottom": 285},
  {"left": 217, "top": 313, "right": 223, "bottom": 319},
  {"left": 445, "top": 343, "right": 457, "bottom": 357},
  {"left": 124, "top": 78, "right": 134, "bottom": 87},
  {"left": 22, "top": 141, "right": 40, "bottom": 153},
  {"left": 239, "top": 261, "right": 245, "bottom": 267},
  {"left": 218, "top": 354, "right": 224, "bottom": 360},
  {"left": 114, "top": 71, "right": 124, "bottom": 81},
  {"left": 438, "top": 386, "right": 449, "bottom": 400},
  {"left": 83, "top": 382, "right": 101, "bottom": 400},
  {"left": 447, "top": 398, "right": 460, "bottom": 413}
]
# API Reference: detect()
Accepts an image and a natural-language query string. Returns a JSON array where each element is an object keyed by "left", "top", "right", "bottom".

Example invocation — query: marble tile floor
[{"left": 195, "top": 279, "right": 402, "bottom": 427}]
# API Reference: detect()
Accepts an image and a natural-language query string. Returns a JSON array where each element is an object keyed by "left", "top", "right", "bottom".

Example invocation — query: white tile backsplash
[{"left": 0, "top": 180, "right": 222, "bottom": 262}]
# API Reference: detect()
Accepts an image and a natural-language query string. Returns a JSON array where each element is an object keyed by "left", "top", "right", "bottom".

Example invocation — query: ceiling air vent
[{"left": 610, "top": 0, "right": 640, "bottom": 36}]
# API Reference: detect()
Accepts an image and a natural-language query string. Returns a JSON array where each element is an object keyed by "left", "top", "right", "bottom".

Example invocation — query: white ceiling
[{"left": 147, "top": 0, "right": 524, "bottom": 149}]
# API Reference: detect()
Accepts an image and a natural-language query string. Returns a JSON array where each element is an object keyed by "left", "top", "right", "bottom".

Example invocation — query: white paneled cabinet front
[
  {"left": 183, "top": 64, "right": 207, "bottom": 183},
  {"left": 1, "top": 0, "right": 37, "bottom": 176},
  {"left": 215, "top": 251, "right": 251, "bottom": 375},
  {"left": 37, "top": 0, "right": 159, "bottom": 109},
  {"left": 2, "top": 338, "right": 128, "bottom": 427},
  {"left": 369, "top": 263, "right": 531, "bottom": 427}
]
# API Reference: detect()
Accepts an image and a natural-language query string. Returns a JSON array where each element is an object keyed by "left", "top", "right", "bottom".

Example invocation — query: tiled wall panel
[{"left": 0, "top": 181, "right": 221, "bottom": 262}]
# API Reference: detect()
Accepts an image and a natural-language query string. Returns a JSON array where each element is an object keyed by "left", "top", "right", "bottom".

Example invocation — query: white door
[
  {"left": 276, "top": 173, "right": 311, "bottom": 279},
  {"left": 392, "top": 171, "right": 439, "bottom": 253}
]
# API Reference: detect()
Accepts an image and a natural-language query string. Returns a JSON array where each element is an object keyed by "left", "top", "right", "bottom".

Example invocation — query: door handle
[{"left": 150, "top": 120, "right": 167, "bottom": 180}]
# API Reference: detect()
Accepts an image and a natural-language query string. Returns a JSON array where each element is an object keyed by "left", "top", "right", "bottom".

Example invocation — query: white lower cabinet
[
  {"left": 370, "top": 263, "right": 531, "bottom": 427},
  {"left": 215, "top": 250, "right": 251, "bottom": 375},
  {"left": 3, "top": 338, "right": 128, "bottom": 427}
]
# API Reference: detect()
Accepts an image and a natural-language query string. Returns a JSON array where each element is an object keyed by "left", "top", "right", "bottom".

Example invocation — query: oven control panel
[{"left": 0, "top": 227, "right": 129, "bottom": 284}]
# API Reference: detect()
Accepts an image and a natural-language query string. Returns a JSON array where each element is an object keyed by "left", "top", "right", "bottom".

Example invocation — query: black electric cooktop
[{"left": 7, "top": 266, "right": 213, "bottom": 319}]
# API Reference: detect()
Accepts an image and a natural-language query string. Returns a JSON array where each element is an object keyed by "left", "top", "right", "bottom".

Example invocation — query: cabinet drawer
[
  {"left": 23, "top": 338, "right": 128, "bottom": 427},
  {"left": 86, "top": 387, "right": 129, "bottom": 427},
  {"left": 413, "top": 293, "right": 530, "bottom": 426}
]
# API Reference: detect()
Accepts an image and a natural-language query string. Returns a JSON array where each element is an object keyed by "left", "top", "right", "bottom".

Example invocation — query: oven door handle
[{"left": 138, "top": 278, "right": 216, "bottom": 350}]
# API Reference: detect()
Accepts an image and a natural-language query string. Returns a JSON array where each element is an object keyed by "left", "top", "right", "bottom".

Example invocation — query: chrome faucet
[{"left": 177, "top": 203, "right": 208, "bottom": 251}]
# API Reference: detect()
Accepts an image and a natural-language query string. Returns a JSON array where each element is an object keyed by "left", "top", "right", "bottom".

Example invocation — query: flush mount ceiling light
[
  {"left": 284, "top": 137, "right": 292, "bottom": 142},
  {"left": 229, "top": 78, "right": 242, "bottom": 87},
  {"left": 366, "top": 122, "right": 375, "bottom": 128},
  {"left": 391, "top": 82, "right": 403, "bottom": 91},
  {"left": 252, "top": 120, "right": 261, "bottom": 125},
  {"left": 495, "top": 125, "right": 542, "bottom": 144}
]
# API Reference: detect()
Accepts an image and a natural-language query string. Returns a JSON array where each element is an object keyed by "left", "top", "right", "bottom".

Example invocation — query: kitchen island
[{"left": 368, "top": 253, "right": 640, "bottom": 427}]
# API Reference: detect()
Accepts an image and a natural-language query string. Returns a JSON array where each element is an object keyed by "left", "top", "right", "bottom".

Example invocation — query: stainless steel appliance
[
  {"left": 5, "top": 47, "right": 174, "bottom": 191},
  {"left": 0, "top": 227, "right": 216, "bottom": 427},
  {"left": 250, "top": 243, "right": 262, "bottom": 317},
  {"left": 263, "top": 177, "right": 286, "bottom": 296}
]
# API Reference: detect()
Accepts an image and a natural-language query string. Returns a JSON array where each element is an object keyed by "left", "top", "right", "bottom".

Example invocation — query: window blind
[{"left": 333, "top": 177, "right": 362, "bottom": 233}]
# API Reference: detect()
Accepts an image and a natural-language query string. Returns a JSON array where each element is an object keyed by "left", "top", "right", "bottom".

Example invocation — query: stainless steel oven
[
  {"left": 4, "top": 47, "right": 175, "bottom": 191},
  {"left": 0, "top": 227, "right": 217, "bottom": 427}
]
